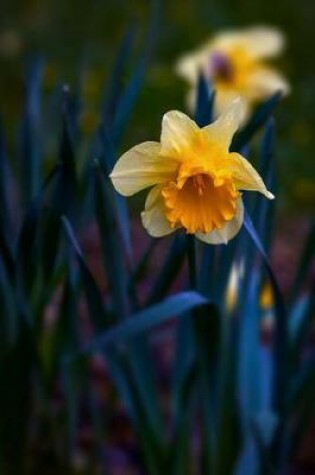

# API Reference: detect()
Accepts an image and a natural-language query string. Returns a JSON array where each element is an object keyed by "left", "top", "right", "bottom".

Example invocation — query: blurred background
[{"left": 0, "top": 0, "right": 314, "bottom": 214}]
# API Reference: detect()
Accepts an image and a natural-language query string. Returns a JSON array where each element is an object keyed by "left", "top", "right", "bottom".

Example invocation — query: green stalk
[
  {"left": 186, "top": 235, "right": 197, "bottom": 291},
  {"left": 186, "top": 234, "right": 215, "bottom": 474}
]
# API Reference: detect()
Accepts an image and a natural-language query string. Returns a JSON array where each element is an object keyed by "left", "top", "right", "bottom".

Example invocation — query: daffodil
[
  {"left": 176, "top": 26, "right": 290, "bottom": 120},
  {"left": 110, "top": 100, "right": 274, "bottom": 245}
]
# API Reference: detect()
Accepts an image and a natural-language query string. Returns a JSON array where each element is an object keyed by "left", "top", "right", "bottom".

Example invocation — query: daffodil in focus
[
  {"left": 110, "top": 99, "right": 274, "bottom": 245},
  {"left": 176, "top": 26, "right": 290, "bottom": 120}
]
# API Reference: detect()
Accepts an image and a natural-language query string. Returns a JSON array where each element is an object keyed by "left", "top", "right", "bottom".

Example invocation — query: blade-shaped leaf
[
  {"left": 98, "top": 127, "right": 133, "bottom": 266},
  {"left": 243, "top": 211, "right": 287, "bottom": 414},
  {"left": 195, "top": 74, "right": 215, "bottom": 127},
  {"left": 62, "top": 216, "right": 111, "bottom": 330},
  {"left": 102, "top": 25, "right": 136, "bottom": 121},
  {"left": 231, "top": 92, "right": 282, "bottom": 152},
  {"left": 253, "top": 119, "right": 276, "bottom": 251},
  {"left": 72, "top": 291, "right": 209, "bottom": 356},
  {"left": 18, "top": 56, "right": 43, "bottom": 205},
  {"left": 147, "top": 233, "right": 187, "bottom": 304},
  {"left": 112, "top": 0, "right": 160, "bottom": 143},
  {"left": 290, "top": 219, "right": 315, "bottom": 302}
]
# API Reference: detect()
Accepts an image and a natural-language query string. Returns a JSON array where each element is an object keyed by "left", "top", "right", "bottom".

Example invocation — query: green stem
[
  {"left": 186, "top": 234, "right": 215, "bottom": 474},
  {"left": 186, "top": 234, "right": 197, "bottom": 290}
]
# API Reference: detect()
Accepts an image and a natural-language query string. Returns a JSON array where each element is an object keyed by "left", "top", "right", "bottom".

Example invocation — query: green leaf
[
  {"left": 195, "top": 75, "right": 215, "bottom": 127},
  {"left": 72, "top": 291, "right": 209, "bottom": 356},
  {"left": 132, "top": 238, "right": 158, "bottom": 282},
  {"left": 244, "top": 212, "right": 287, "bottom": 413},
  {"left": 253, "top": 119, "right": 276, "bottom": 251},
  {"left": 214, "top": 313, "right": 241, "bottom": 475},
  {"left": 94, "top": 164, "right": 129, "bottom": 319},
  {"left": 19, "top": 57, "right": 43, "bottom": 206},
  {"left": 98, "top": 127, "right": 133, "bottom": 266},
  {"left": 290, "top": 219, "right": 315, "bottom": 303},
  {"left": 289, "top": 290, "right": 315, "bottom": 389},
  {"left": 102, "top": 25, "right": 136, "bottom": 121},
  {"left": 237, "top": 269, "right": 263, "bottom": 433},
  {"left": 147, "top": 233, "right": 186, "bottom": 304},
  {"left": 62, "top": 216, "right": 111, "bottom": 330},
  {"left": 231, "top": 92, "right": 282, "bottom": 152},
  {"left": 15, "top": 167, "right": 58, "bottom": 324},
  {"left": 39, "top": 208, "right": 62, "bottom": 286},
  {"left": 50, "top": 86, "right": 77, "bottom": 220},
  {"left": 112, "top": 0, "right": 160, "bottom": 143},
  {"left": 62, "top": 217, "right": 163, "bottom": 461}
]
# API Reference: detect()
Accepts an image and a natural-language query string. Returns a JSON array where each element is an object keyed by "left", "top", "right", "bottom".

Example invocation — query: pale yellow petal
[
  {"left": 236, "top": 27, "right": 285, "bottom": 59},
  {"left": 175, "top": 51, "right": 205, "bottom": 84},
  {"left": 185, "top": 88, "right": 250, "bottom": 123},
  {"left": 196, "top": 198, "right": 244, "bottom": 244},
  {"left": 247, "top": 68, "right": 290, "bottom": 100},
  {"left": 213, "top": 26, "right": 285, "bottom": 59},
  {"left": 141, "top": 185, "right": 175, "bottom": 237},
  {"left": 228, "top": 153, "right": 274, "bottom": 199},
  {"left": 160, "top": 110, "right": 199, "bottom": 156},
  {"left": 110, "top": 142, "right": 178, "bottom": 196},
  {"left": 186, "top": 87, "right": 197, "bottom": 114},
  {"left": 202, "top": 98, "right": 245, "bottom": 151},
  {"left": 214, "top": 91, "right": 250, "bottom": 123}
]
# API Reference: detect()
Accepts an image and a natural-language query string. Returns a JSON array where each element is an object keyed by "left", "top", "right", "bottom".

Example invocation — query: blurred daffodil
[
  {"left": 176, "top": 26, "right": 290, "bottom": 120},
  {"left": 260, "top": 282, "right": 274, "bottom": 310},
  {"left": 226, "top": 260, "right": 244, "bottom": 311},
  {"left": 225, "top": 264, "right": 274, "bottom": 313},
  {"left": 110, "top": 99, "right": 274, "bottom": 244}
]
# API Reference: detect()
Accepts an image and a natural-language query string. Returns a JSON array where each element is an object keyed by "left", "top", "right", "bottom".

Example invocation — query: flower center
[
  {"left": 162, "top": 173, "right": 239, "bottom": 234},
  {"left": 209, "top": 52, "right": 234, "bottom": 83},
  {"left": 192, "top": 174, "right": 208, "bottom": 196}
]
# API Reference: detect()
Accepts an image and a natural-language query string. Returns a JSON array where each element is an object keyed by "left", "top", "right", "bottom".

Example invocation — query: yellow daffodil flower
[
  {"left": 110, "top": 99, "right": 274, "bottom": 245},
  {"left": 176, "top": 26, "right": 290, "bottom": 120}
]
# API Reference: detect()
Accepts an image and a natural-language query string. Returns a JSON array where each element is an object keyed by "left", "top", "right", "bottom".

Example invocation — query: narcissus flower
[
  {"left": 110, "top": 100, "right": 274, "bottom": 245},
  {"left": 176, "top": 26, "right": 290, "bottom": 120}
]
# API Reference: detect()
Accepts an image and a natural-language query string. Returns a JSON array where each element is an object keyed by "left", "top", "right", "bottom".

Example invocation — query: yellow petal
[
  {"left": 247, "top": 68, "right": 290, "bottom": 100},
  {"left": 160, "top": 110, "right": 199, "bottom": 156},
  {"left": 202, "top": 98, "right": 245, "bottom": 151},
  {"left": 196, "top": 198, "right": 244, "bottom": 244},
  {"left": 228, "top": 153, "right": 274, "bottom": 199},
  {"left": 141, "top": 185, "right": 176, "bottom": 237},
  {"left": 110, "top": 142, "right": 178, "bottom": 196}
]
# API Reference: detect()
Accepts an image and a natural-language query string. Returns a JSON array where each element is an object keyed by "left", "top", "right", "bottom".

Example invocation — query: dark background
[{"left": 0, "top": 0, "right": 314, "bottom": 213}]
